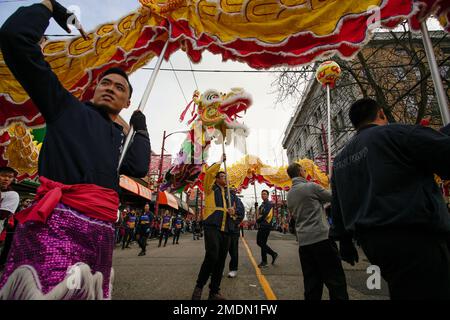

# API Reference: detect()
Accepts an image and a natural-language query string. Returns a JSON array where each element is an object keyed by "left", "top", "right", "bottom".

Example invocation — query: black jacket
[
  {"left": 330, "top": 123, "right": 450, "bottom": 240},
  {"left": 257, "top": 200, "right": 274, "bottom": 230},
  {"left": 0, "top": 4, "right": 150, "bottom": 192}
]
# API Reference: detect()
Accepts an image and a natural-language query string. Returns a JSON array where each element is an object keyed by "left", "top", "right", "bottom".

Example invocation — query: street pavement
[{"left": 111, "top": 230, "right": 389, "bottom": 300}]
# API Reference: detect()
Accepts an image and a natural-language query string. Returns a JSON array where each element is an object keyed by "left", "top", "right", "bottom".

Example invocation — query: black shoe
[
  {"left": 271, "top": 252, "right": 278, "bottom": 265},
  {"left": 191, "top": 286, "right": 203, "bottom": 300},
  {"left": 208, "top": 291, "right": 226, "bottom": 300},
  {"left": 258, "top": 261, "right": 268, "bottom": 268},
  {"left": 138, "top": 251, "right": 146, "bottom": 256},
  {"left": 176, "top": 242, "right": 179, "bottom": 244}
]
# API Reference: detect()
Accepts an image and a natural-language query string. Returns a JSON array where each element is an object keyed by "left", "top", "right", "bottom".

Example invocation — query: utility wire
[
  {"left": 0, "top": 0, "right": 33, "bottom": 3},
  {"left": 169, "top": 59, "right": 188, "bottom": 104},
  {"left": 188, "top": 59, "right": 199, "bottom": 90}
]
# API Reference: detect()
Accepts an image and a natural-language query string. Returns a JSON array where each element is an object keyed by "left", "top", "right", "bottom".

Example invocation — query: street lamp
[{"left": 154, "top": 130, "right": 190, "bottom": 217}]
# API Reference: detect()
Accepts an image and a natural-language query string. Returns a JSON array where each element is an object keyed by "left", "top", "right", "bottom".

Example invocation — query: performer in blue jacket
[
  {"left": 256, "top": 190, "right": 279, "bottom": 268},
  {"left": 331, "top": 98, "right": 450, "bottom": 299},
  {"left": 0, "top": 1, "right": 150, "bottom": 300}
]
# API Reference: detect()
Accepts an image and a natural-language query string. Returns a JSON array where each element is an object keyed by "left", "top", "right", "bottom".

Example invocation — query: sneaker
[
  {"left": 227, "top": 271, "right": 237, "bottom": 278},
  {"left": 258, "top": 262, "right": 268, "bottom": 268},
  {"left": 271, "top": 252, "right": 279, "bottom": 265},
  {"left": 138, "top": 251, "right": 146, "bottom": 256},
  {"left": 191, "top": 286, "right": 203, "bottom": 300},
  {"left": 208, "top": 291, "right": 226, "bottom": 300}
]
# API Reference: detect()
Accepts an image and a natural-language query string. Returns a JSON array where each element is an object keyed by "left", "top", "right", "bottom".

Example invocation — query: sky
[{"left": 0, "top": 0, "right": 295, "bottom": 208}]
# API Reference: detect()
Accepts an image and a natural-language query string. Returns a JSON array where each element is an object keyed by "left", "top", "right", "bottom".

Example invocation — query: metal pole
[
  {"left": 200, "top": 190, "right": 203, "bottom": 221},
  {"left": 274, "top": 188, "right": 278, "bottom": 222},
  {"left": 253, "top": 182, "right": 258, "bottom": 216},
  {"left": 221, "top": 141, "right": 232, "bottom": 209},
  {"left": 154, "top": 131, "right": 166, "bottom": 219},
  {"left": 195, "top": 188, "right": 199, "bottom": 220},
  {"left": 326, "top": 84, "right": 332, "bottom": 177},
  {"left": 118, "top": 24, "right": 172, "bottom": 170},
  {"left": 420, "top": 21, "right": 450, "bottom": 125}
]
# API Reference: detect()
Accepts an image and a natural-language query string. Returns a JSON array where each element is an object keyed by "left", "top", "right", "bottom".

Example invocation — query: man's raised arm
[{"left": 0, "top": 2, "right": 76, "bottom": 122}]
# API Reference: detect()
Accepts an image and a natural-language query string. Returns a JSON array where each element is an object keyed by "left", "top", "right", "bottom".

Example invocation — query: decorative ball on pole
[
  {"left": 315, "top": 60, "right": 342, "bottom": 89},
  {"left": 315, "top": 61, "right": 342, "bottom": 178}
]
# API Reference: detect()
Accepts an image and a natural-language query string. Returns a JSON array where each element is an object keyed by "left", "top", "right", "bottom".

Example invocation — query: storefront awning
[
  {"left": 176, "top": 196, "right": 190, "bottom": 212},
  {"left": 119, "top": 175, "right": 152, "bottom": 200},
  {"left": 158, "top": 191, "right": 179, "bottom": 210}
]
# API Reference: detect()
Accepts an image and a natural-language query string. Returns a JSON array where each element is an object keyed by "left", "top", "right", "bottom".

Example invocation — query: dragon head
[{"left": 188, "top": 88, "right": 252, "bottom": 141}]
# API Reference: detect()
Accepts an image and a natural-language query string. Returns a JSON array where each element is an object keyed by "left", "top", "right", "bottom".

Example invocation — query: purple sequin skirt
[{"left": 0, "top": 203, "right": 115, "bottom": 300}]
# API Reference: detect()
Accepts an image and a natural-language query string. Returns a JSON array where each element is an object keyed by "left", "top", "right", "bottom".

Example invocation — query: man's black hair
[
  {"left": 261, "top": 189, "right": 270, "bottom": 195},
  {"left": 0, "top": 166, "right": 18, "bottom": 176},
  {"left": 286, "top": 163, "right": 301, "bottom": 179},
  {"left": 215, "top": 171, "right": 226, "bottom": 178},
  {"left": 349, "top": 98, "right": 382, "bottom": 130},
  {"left": 99, "top": 67, "right": 133, "bottom": 98}
]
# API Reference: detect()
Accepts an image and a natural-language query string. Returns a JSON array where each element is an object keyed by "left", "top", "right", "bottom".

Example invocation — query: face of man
[
  {"left": 299, "top": 166, "right": 307, "bottom": 179},
  {"left": 261, "top": 191, "right": 269, "bottom": 201},
  {"left": 91, "top": 73, "right": 131, "bottom": 116},
  {"left": 0, "top": 172, "right": 15, "bottom": 191},
  {"left": 22, "top": 199, "right": 32, "bottom": 208},
  {"left": 215, "top": 172, "right": 227, "bottom": 187},
  {"left": 144, "top": 204, "right": 150, "bottom": 212}
]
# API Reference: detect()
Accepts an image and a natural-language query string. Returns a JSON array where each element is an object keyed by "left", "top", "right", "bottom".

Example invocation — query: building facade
[{"left": 282, "top": 31, "right": 450, "bottom": 170}]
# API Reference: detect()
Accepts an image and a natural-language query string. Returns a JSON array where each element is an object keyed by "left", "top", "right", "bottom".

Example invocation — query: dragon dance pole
[
  {"left": 253, "top": 181, "right": 258, "bottom": 211},
  {"left": 326, "top": 84, "right": 332, "bottom": 177},
  {"left": 221, "top": 140, "right": 233, "bottom": 209},
  {"left": 420, "top": 21, "right": 450, "bottom": 125},
  {"left": 118, "top": 24, "right": 172, "bottom": 170},
  {"left": 315, "top": 61, "right": 341, "bottom": 178}
]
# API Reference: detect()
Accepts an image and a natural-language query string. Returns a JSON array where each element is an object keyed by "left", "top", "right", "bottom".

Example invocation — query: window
[
  {"left": 332, "top": 116, "right": 339, "bottom": 139},
  {"left": 297, "top": 135, "right": 302, "bottom": 148},
  {"left": 338, "top": 110, "right": 345, "bottom": 130},
  {"left": 296, "top": 140, "right": 302, "bottom": 158},
  {"left": 307, "top": 148, "right": 314, "bottom": 160},
  {"left": 317, "top": 106, "right": 322, "bottom": 119},
  {"left": 394, "top": 67, "right": 406, "bottom": 80},
  {"left": 317, "top": 136, "right": 324, "bottom": 153},
  {"left": 440, "top": 66, "right": 450, "bottom": 79},
  {"left": 312, "top": 112, "right": 319, "bottom": 125}
]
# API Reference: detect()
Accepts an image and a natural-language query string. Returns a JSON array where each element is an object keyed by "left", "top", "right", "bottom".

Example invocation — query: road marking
[{"left": 241, "top": 237, "right": 277, "bottom": 300}]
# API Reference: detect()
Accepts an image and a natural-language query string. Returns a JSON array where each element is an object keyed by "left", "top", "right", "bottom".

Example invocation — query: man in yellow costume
[{"left": 191, "top": 156, "right": 244, "bottom": 300}]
